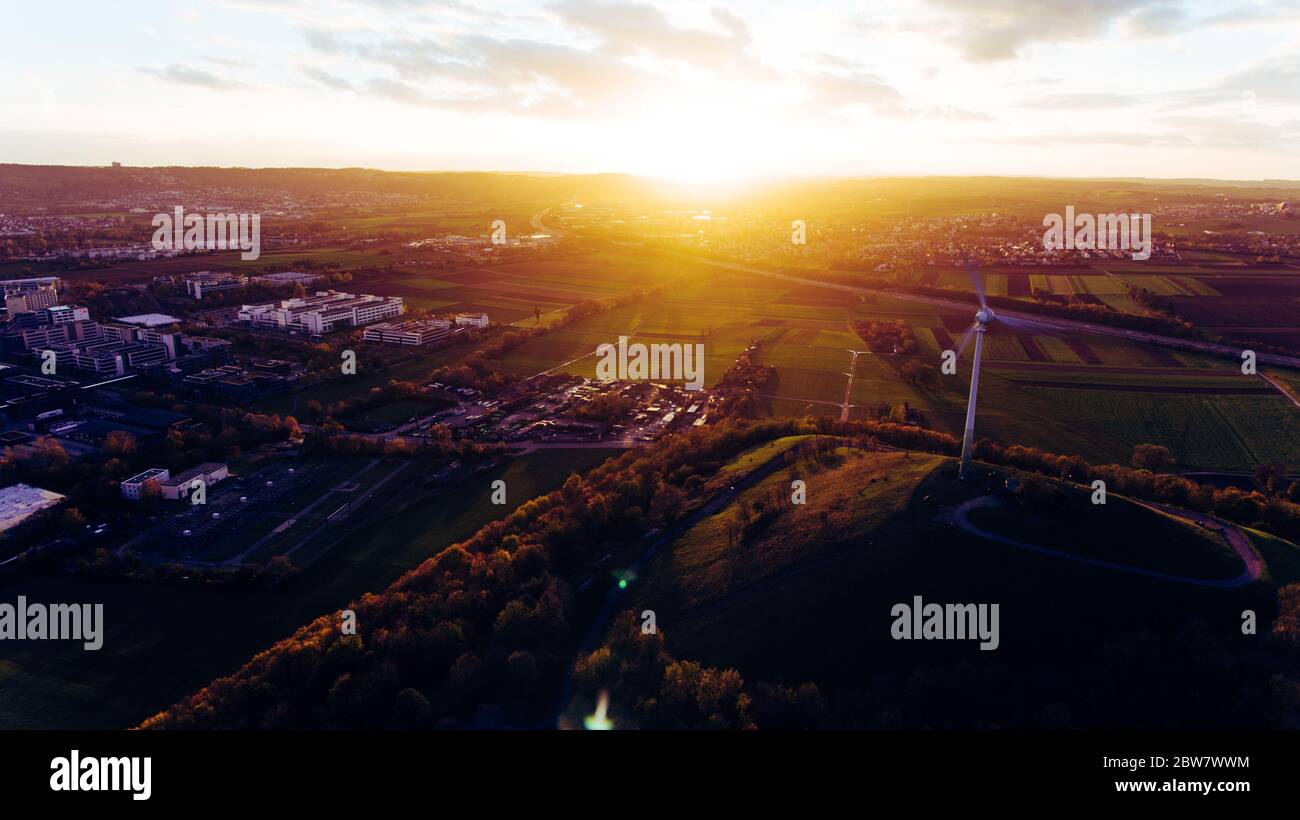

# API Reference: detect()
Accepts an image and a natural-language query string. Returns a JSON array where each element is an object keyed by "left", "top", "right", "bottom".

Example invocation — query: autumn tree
[
  {"left": 102, "top": 430, "right": 138, "bottom": 459},
  {"left": 1131, "top": 443, "right": 1173, "bottom": 471}
]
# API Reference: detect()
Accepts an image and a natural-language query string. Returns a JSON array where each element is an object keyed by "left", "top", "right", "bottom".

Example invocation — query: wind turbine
[{"left": 955, "top": 266, "right": 1043, "bottom": 478}]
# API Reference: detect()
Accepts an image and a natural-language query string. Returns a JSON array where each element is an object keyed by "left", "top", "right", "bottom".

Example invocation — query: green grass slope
[{"left": 629, "top": 447, "right": 1297, "bottom": 727}]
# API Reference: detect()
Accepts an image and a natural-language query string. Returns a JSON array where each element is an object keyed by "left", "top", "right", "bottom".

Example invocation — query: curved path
[{"left": 952, "top": 495, "right": 1262, "bottom": 588}]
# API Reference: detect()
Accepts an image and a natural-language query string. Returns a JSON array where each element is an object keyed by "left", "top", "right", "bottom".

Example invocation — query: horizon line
[{"left": 3, "top": 163, "right": 1299, "bottom": 187}]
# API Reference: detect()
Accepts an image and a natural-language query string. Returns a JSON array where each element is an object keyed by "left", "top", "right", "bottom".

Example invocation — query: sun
[{"left": 618, "top": 96, "right": 791, "bottom": 186}]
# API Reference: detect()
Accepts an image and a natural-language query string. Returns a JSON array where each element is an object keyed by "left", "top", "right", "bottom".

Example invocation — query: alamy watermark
[
  {"left": 0, "top": 596, "right": 103, "bottom": 650},
  {"left": 595, "top": 335, "right": 705, "bottom": 391},
  {"left": 891, "top": 595, "right": 999, "bottom": 650},
  {"left": 151, "top": 206, "right": 261, "bottom": 260},
  {"left": 50, "top": 750, "right": 150, "bottom": 801},
  {"left": 1042, "top": 205, "right": 1151, "bottom": 261}
]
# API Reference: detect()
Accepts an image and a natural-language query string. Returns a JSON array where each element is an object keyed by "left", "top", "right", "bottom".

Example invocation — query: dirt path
[
  {"left": 1260, "top": 372, "right": 1300, "bottom": 411},
  {"left": 951, "top": 495, "right": 1261, "bottom": 588}
]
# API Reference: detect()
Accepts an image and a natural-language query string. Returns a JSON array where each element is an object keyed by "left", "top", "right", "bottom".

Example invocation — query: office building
[
  {"left": 160, "top": 463, "right": 229, "bottom": 500},
  {"left": 362, "top": 318, "right": 452, "bottom": 346},
  {"left": 238, "top": 291, "right": 405, "bottom": 334},
  {"left": 185, "top": 271, "right": 248, "bottom": 299},
  {"left": 120, "top": 468, "right": 170, "bottom": 501}
]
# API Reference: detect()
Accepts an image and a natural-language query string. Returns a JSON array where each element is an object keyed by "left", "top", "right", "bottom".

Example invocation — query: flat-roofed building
[
  {"left": 160, "top": 462, "right": 228, "bottom": 501},
  {"left": 238, "top": 291, "right": 405, "bottom": 335},
  {"left": 185, "top": 271, "right": 248, "bottom": 300},
  {"left": 454, "top": 311, "right": 489, "bottom": 328},
  {"left": 1, "top": 276, "right": 61, "bottom": 294},
  {"left": 0, "top": 482, "right": 66, "bottom": 532},
  {"left": 28, "top": 343, "right": 77, "bottom": 373},
  {"left": 5, "top": 284, "right": 59, "bottom": 314},
  {"left": 115, "top": 313, "right": 180, "bottom": 328},
  {"left": 252, "top": 271, "right": 326, "bottom": 287},
  {"left": 69, "top": 343, "right": 127, "bottom": 377},
  {"left": 44, "top": 305, "right": 90, "bottom": 324},
  {"left": 19, "top": 317, "right": 103, "bottom": 351},
  {"left": 363, "top": 318, "right": 452, "bottom": 346},
  {"left": 120, "top": 467, "right": 170, "bottom": 501}
]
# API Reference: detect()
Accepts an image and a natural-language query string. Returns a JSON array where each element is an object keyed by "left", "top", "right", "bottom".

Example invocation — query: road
[
  {"left": 509, "top": 439, "right": 640, "bottom": 455},
  {"left": 690, "top": 255, "right": 1300, "bottom": 369},
  {"left": 951, "top": 494, "right": 1261, "bottom": 588}
]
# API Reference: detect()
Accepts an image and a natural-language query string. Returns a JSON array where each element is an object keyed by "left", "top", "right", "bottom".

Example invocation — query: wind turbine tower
[{"left": 959, "top": 304, "right": 994, "bottom": 478}]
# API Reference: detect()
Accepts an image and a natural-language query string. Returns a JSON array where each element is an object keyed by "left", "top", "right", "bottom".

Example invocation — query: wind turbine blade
[
  {"left": 955, "top": 323, "right": 978, "bottom": 357},
  {"left": 966, "top": 264, "right": 987, "bottom": 310},
  {"left": 995, "top": 312, "right": 1047, "bottom": 332}
]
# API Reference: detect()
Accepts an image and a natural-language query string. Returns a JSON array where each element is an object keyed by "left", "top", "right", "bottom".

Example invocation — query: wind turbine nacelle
[{"left": 975, "top": 307, "right": 995, "bottom": 325}]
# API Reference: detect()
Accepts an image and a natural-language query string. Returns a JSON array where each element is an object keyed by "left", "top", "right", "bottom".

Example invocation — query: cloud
[
  {"left": 138, "top": 64, "right": 247, "bottom": 90},
  {"left": 924, "top": 106, "right": 993, "bottom": 122},
  {"left": 301, "top": 28, "right": 351, "bottom": 55},
  {"left": 301, "top": 66, "right": 355, "bottom": 91},
  {"left": 1027, "top": 93, "right": 1147, "bottom": 110},
  {"left": 294, "top": 8, "right": 722, "bottom": 119},
  {"left": 1154, "top": 115, "right": 1300, "bottom": 149},
  {"left": 920, "top": 0, "right": 1146, "bottom": 62},
  {"left": 917, "top": 0, "right": 1300, "bottom": 62},
  {"left": 1001, "top": 115, "right": 1300, "bottom": 151},
  {"left": 546, "top": 0, "right": 755, "bottom": 68},
  {"left": 799, "top": 69, "right": 905, "bottom": 115},
  {"left": 365, "top": 76, "right": 433, "bottom": 105}
]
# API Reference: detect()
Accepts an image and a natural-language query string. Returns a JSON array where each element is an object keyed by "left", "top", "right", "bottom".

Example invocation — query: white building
[
  {"left": 120, "top": 468, "right": 170, "bottom": 501},
  {"left": 454, "top": 311, "right": 489, "bottom": 328},
  {"left": 238, "top": 291, "right": 405, "bottom": 335},
  {"left": 160, "top": 463, "right": 229, "bottom": 501}
]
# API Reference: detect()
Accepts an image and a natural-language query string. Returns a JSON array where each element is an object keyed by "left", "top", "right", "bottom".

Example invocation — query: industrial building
[{"left": 0, "top": 482, "right": 66, "bottom": 532}]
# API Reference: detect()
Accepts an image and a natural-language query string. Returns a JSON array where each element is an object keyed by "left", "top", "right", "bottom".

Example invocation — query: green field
[
  {"left": 1022, "top": 389, "right": 1300, "bottom": 470},
  {"left": 254, "top": 342, "right": 484, "bottom": 415},
  {"left": 355, "top": 398, "right": 443, "bottom": 427},
  {"left": 0, "top": 448, "right": 620, "bottom": 729}
]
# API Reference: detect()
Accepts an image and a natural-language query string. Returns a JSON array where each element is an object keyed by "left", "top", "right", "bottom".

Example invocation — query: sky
[{"left": 3, "top": 0, "right": 1299, "bottom": 182}]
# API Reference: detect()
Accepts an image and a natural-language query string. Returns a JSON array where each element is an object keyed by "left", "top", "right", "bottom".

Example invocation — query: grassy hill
[{"left": 623, "top": 445, "right": 1299, "bottom": 727}]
